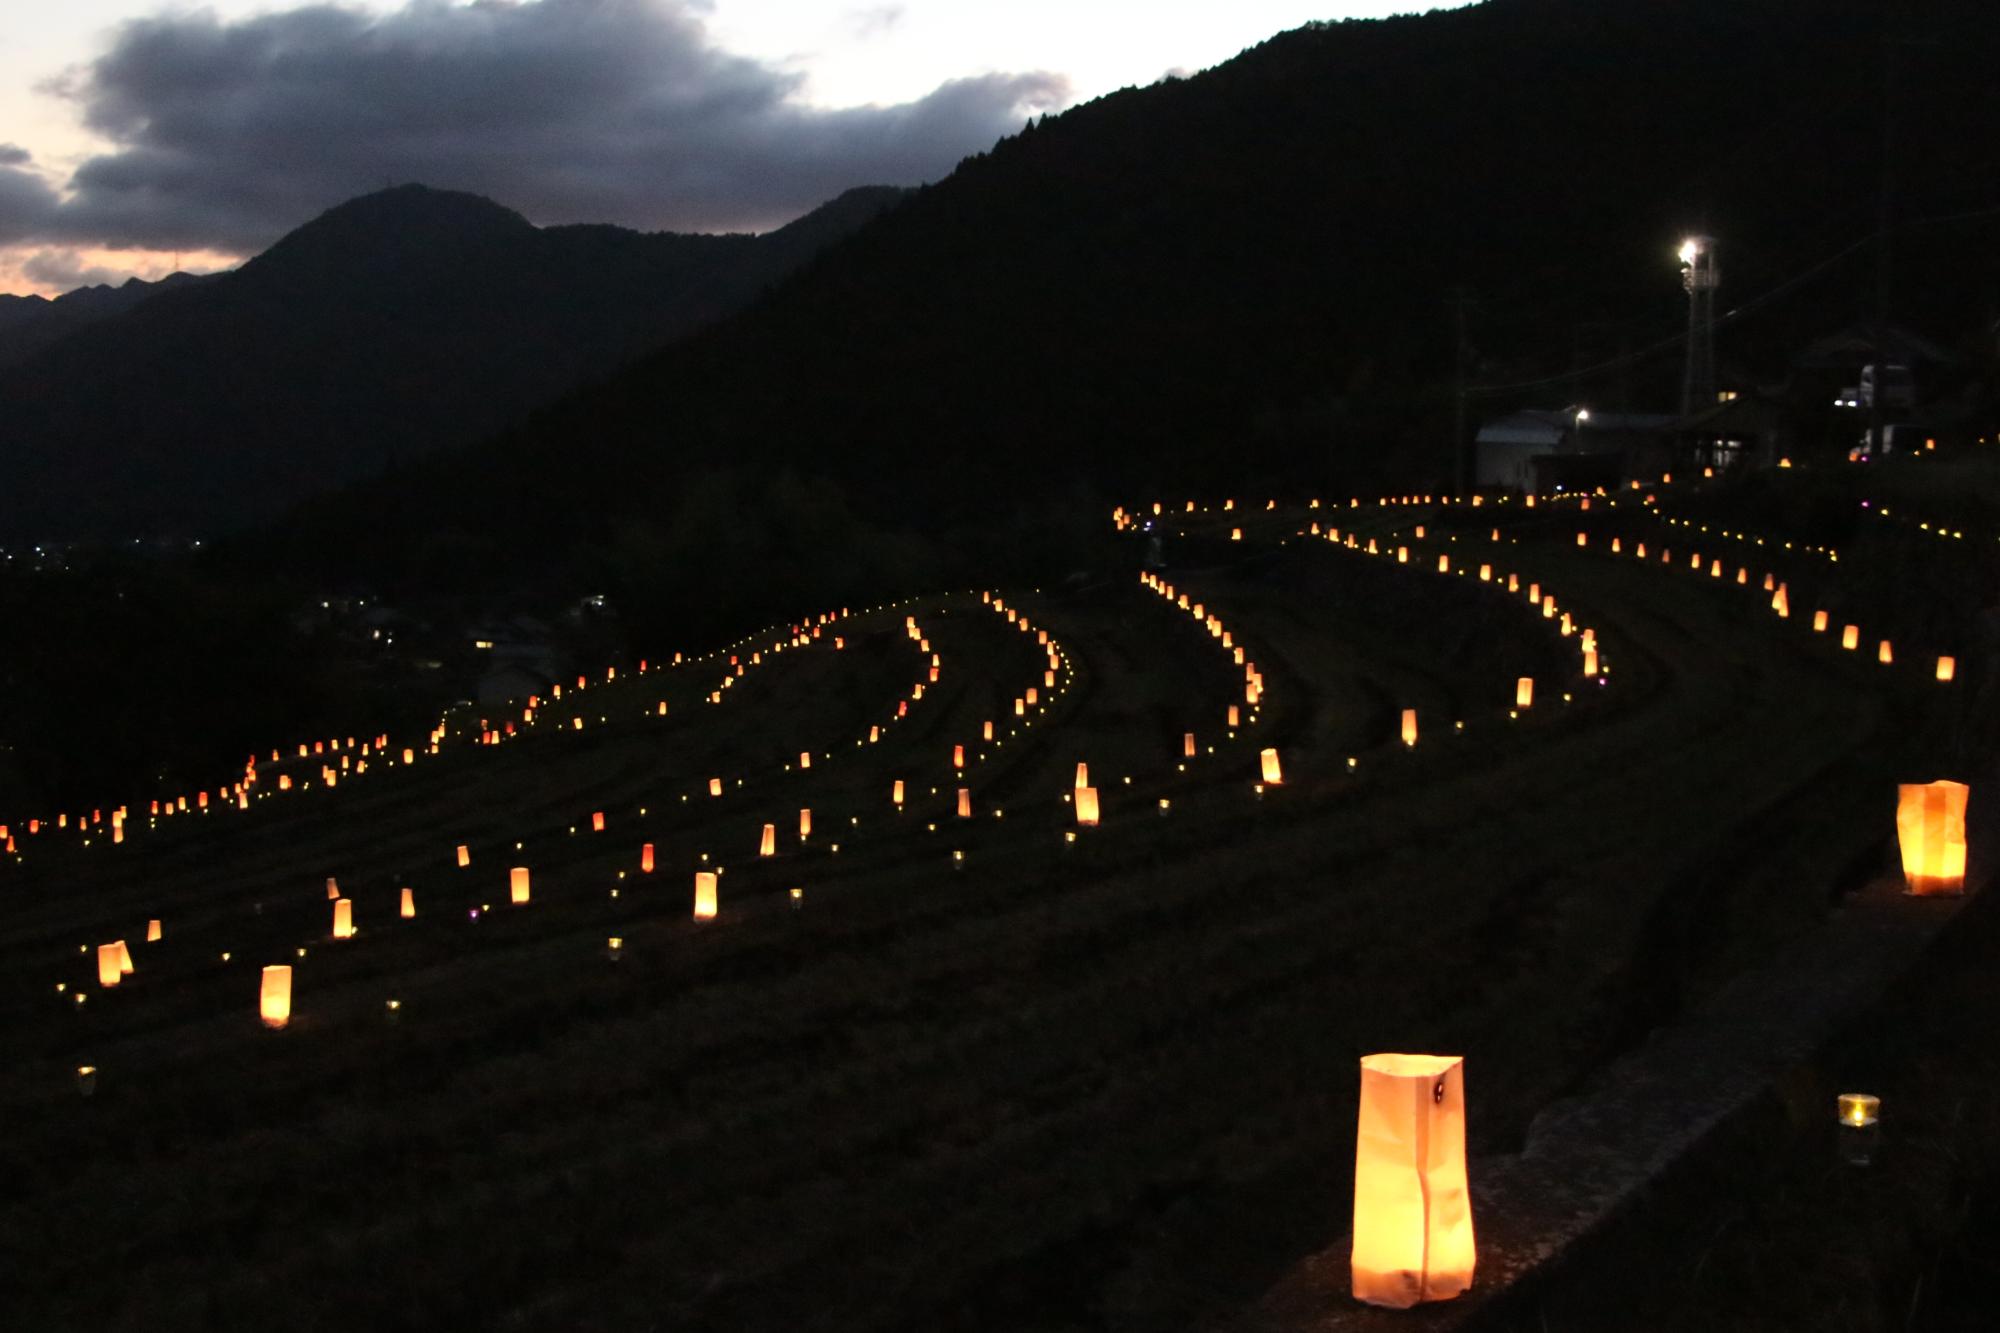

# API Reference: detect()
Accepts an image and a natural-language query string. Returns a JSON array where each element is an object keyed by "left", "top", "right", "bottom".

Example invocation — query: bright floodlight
[
  {"left": 1576, "top": 408, "right": 1591, "bottom": 422},
  {"left": 1678, "top": 237, "right": 1702, "bottom": 265}
]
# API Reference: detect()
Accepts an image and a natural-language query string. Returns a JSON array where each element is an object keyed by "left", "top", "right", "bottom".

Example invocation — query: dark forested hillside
[
  {"left": 240, "top": 0, "right": 2000, "bottom": 650},
  {"left": 0, "top": 183, "right": 904, "bottom": 540}
]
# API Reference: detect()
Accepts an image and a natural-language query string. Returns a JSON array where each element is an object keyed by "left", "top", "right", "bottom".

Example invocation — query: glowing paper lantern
[
  {"left": 892, "top": 780, "right": 905, "bottom": 807},
  {"left": 510, "top": 867, "right": 531, "bottom": 905},
  {"left": 958, "top": 788, "right": 972, "bottom": 818},
  {"left": 400, "top": 887, "right": 415, "bottom": 918},
  {"left": 799, "top": 808, "right": 812, "bottom": 840},
  {"left": 1401, "top": 710, "right": 1418, "bottom": 748},
  {"left": 260, "top": 965, "right": 293, "bottom": 1029},
  {"left": 709, "top": 777, "right": 723, "bottom": 797},
  {"left": 1813, "top": 610, "right": 1829, "bottom": 633},
  {"left": 1075, "top": 787, "right": 1100, "bottom": 827},
  {"left": 1938, "top": 655, "right": 1957, "bottom": 682},
  {"left": 1842, "top": 625, "right": 1859, "bottom": 651},
  {"left": 97, "top": 943, "right": 124, "bottom": 988},
  {"left": 1350, "top": 1053, "right": 1475, "bottom": 1307},
  {"left": 332, "top": 898, "right": 354, "bottom": 939},
  {"left": 954, "top": 745, "right": 966, "bottom": 769},
  {"left": 1075, "top": 762, "right": 1090, "bottom": 789},
  {"left": 800, "top": 751, "right": 812, "bottom": 769},
  {"left": 760, "top": 824, "right": 777, "bottom": 858},
  {"left": 693, "top": 871, "right": 718, "bottom": 920},
  {"left": 641, "top": 843, "right": 655, "bottom": 873},
  {"left": 1897, "top": 780, "right": 1969, "bottom": 896},
  {"left": 1228, "top": 705, "right": 1241, "bottom": 728},
  {"left": 147, "top": 919, "right": 162, "bottom": 943},
  {"left": 1878, "top": 640, "right": 1893, "bottom": 664},
  {"left": 456, "top": 845, "right": 470, "bottom": 868},
  {"left": 1515, "top": 677, "right": 1534, "bottom": 709},
  {"left": 1184, "top": 732, "right": 1197, "bottom": 758},
  {"left": 1260, "top": 748, "right": 1283, "bottom": 785}
]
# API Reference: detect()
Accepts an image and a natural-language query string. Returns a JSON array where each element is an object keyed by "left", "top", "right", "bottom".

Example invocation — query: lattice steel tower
[{"left": 1678, "top": 236, "right": 1719, "bottom": 419}]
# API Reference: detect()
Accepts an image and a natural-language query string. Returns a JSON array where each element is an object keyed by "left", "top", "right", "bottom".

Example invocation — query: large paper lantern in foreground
[
  {"left": 1897, "top": 780, "right": 1970, "bottom": 896},
  {"left": 260, "top": 965, "right": 293, "bottom": 1029},
  {"left": 1351, "top": 1053, "right": 1475, "bottom": 1307}
]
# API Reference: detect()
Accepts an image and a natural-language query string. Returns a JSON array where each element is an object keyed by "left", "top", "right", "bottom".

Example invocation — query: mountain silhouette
[
  {"left": 233, "top": 0, "right": 2000, "bottom": 649},
  {"left": 0, "top": 182, "right": 905, "bottom": 539},
  {"left": 0, "top": 271, "right": 217, "bottom": 367}
]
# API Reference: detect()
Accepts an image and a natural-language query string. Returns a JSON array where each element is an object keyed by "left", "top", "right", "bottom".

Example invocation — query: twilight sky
[{"left": 0, "top": 1, "right": 1471, "bottom": 297}]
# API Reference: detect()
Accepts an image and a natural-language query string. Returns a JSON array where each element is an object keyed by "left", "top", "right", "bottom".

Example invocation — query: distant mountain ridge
[
  {"left": 0, "top": 271, "right": 217, "bottom": 367},
  {"left": 0, "top": 182, "right": 906, "bottom": 540}
]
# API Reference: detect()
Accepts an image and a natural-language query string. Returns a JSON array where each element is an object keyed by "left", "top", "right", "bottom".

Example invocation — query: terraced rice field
[{"left": 0, "top": 483, "right": 1949, "bottom": 1330}]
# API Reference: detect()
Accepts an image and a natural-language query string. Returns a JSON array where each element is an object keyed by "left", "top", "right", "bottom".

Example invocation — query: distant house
[
  {"left": 1475, "top": 409, "right": 1678, "bottom": 491},
  {"left": 1680, "top": 393, "right": 1789, "bottom": 471}
]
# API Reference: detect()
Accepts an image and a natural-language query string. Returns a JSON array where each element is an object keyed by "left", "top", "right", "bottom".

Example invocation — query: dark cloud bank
[{"left": 0, "top": 0, "right": 1067, "bottom": 254}]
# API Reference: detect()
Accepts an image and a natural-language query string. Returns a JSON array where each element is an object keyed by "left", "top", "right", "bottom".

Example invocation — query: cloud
[
  {"left": 846, "top": 5, "right": 906, "bottom": 39},
  {"left": 0, "top": 147, "right": 62, "bottom": 245},
  {"left": 12, "top": 0, "right": 1067, "bottom": 256},
  {"left": 19, "top": 248, "right": 149, "bottom": 291}
]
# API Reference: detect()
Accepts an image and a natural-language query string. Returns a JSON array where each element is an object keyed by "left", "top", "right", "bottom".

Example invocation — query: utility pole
[
  {"left": 1678, "top": 235, "right": 1719, "bottom": 423},
  {"left": 1870, "top": 42, "right": 1896, "bottom": 459},
  {"left": 1451, "top": 288, "right": 1471, "bottom": 495}
]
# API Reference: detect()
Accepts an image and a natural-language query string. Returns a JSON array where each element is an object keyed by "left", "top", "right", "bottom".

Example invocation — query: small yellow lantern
[
  {"left": 892, "top": 780, "right": 905, "bottom": 807},
  {"left": 1184, "top": 732, "right": 1197, "bottom": 758},
  {"left": 693, "top": 871, "right": 718, "bottom": 920},
  {"left": 592, "top": 811, "right": 606, "bottom": 832},
  {"left": 760, "top": 824, "right": 777, "bottom": 858},
  {"left": 332, "top": 898, "right": 354, "bottom": 939},
  {"left": 1350, "top": 1053, "right": 1475, "bottom": 1308},
  {"left": 1228, "top": 705, "right": 1240, "bottom": 728},
  {"left": 954, "top": 744, "right": 965, "bottom": 769},
  {"left": 1075, "top": 761, "right": 1090, "bottom": 788},
  {"left": 1897, "top": 780, "right": 1969, "bottom": 896},
  {"left": 1515, "top": 677, "right": 1534, "bottom": 709},
  {"left": 1813, "top": 609, "right": 1829, "bottom": 632},
  {"left": 709, "top": 777, "right": 723, "bottom": 797},
  {"left": 260, "top": 965, "right": 292, "bottom": 1029},
  {"left": 799, "top": 808, "right": 812, "bottom": 840},
  {"left": 401, "top": 887, "right": 416, "bottom": 918},
  {"left": 456, "top": 844, "right": 470, "bottom": 868},
  {"left": 958, "top": 788, "right": 972, "bottom": 818},
  {"left": 510, "top": 866, "right": 531, "bottom": 905},
  {"left": 1938, "top": 655, "right": 1957, "bottom": 682},
  {"left": 97, "top": 943, "right": 124, "bottom": 988},
  {"left": 1401, "top": 709, "right": 1418, "bottom": 747},
  {"left": 1878, "top": 639, "right": 1893, "bottom": 664},
  {"left": 1260, "top": 748, "right": 1283, "bottom": 785},
  {"left": 1842, "top": 624, "right": 1859, "bottom": 651},
  {"left": 326, "top": 877, "right": 340, "bottom": 901},
  {"left": 1075, "top": 786, "right": 1100, "bottom": 826},
  {"left": 146, "top": 919, "right": 162, "bottom": 943}
]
